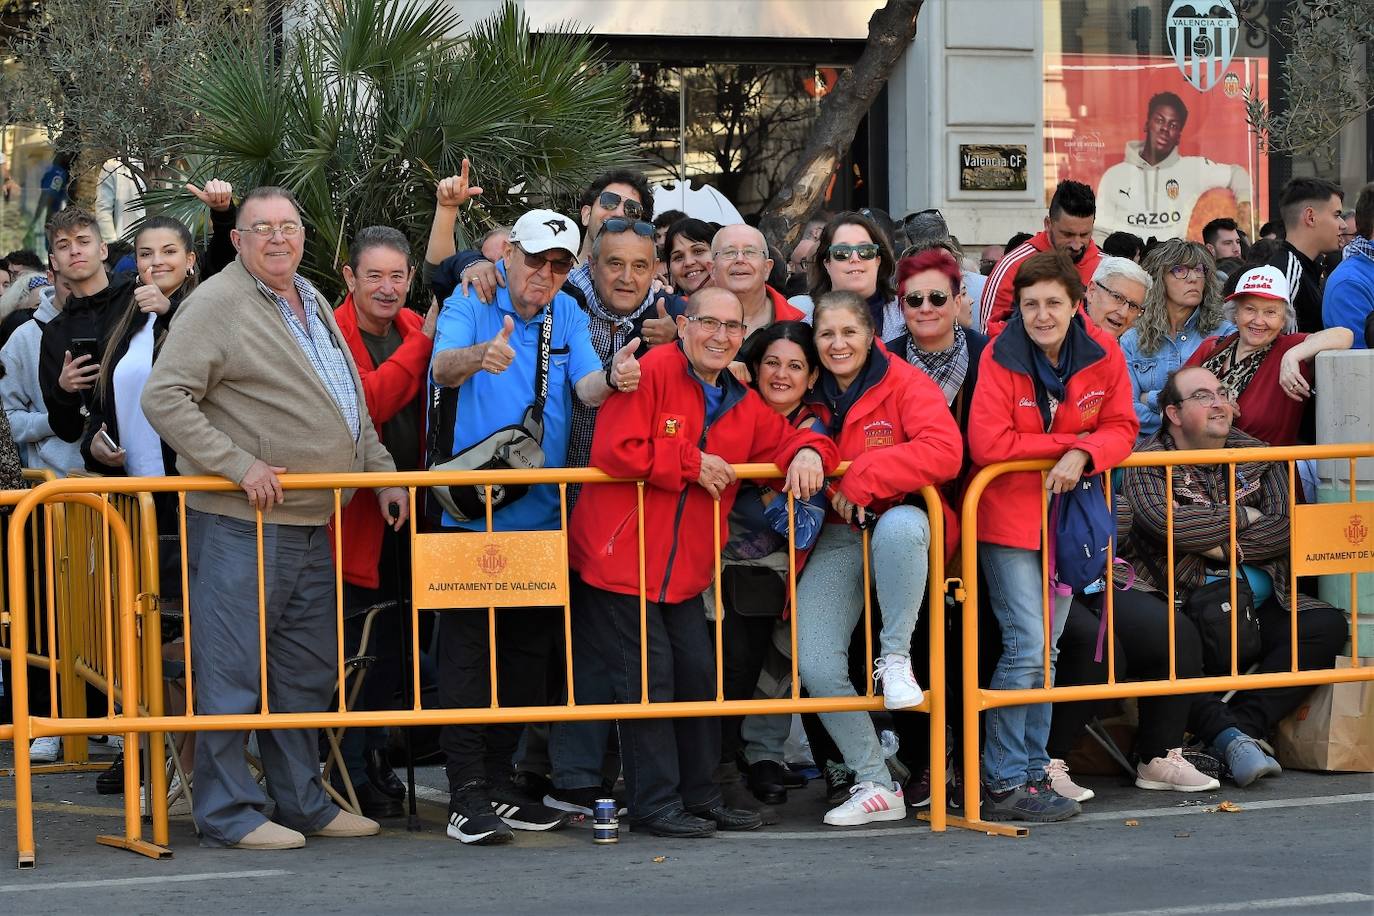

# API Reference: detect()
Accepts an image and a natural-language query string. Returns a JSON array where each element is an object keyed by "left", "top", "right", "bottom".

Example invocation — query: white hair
[{"left": 1092, "top": 256, "right": 1153, "bottom": 294}]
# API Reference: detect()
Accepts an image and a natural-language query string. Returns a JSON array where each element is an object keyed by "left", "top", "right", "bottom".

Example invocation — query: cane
[{"left": 389, "top": 504, "right": 422, "bottom": 832}]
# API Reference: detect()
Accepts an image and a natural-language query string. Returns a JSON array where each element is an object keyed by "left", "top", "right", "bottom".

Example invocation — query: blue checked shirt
[{"left": 254, "top": 274, "right": 361, "bottom": 442}]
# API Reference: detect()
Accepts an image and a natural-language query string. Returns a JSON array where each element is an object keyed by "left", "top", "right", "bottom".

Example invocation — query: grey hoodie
[{"left": 0, "top": 288, "right": 83, "bottom": 475}]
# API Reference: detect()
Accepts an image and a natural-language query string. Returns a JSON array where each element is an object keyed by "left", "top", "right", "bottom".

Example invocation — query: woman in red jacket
[
  {"left": 795, "top": 290, "right": 964, "bottom": 828},
  {"left": 968, "top": 251, "right": 1138, "bottom": 824},
  {"left": 568, "top": 287, "right": 837, "bottom": 838}
]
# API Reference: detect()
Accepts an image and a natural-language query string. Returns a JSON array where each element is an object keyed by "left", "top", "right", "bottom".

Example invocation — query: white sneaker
[
  {"left": 89, "top": 734, "right": 123, "bottom": 756},
  {"left": 1135, "top": 748, "right": 1221, "bottom": 792},
  {"left": 1047, "top": 758, "right": 1095, "bottom": 802},
  {"left": 29, "top": 736, "right": 61, "bottom": 763},
  {"left": 824, "top": 781, "right": 907, "bottom": 826},
  {"left": 874, "top": 654, "right": 924, "bottom": 710}
]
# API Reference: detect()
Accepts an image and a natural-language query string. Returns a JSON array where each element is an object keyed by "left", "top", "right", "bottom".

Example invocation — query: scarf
[
  {"left": 906, "top": 323, "right": 969, "bottom": 406},
  {"left": 819, "top": 343, "right": 886, "bottom": 436},
  {"left": 1201, "top": 334, "right": 1268, "bottom": 400},
  {"left": 1027, "top": 324, "right": 1075, "bottom": 432}
]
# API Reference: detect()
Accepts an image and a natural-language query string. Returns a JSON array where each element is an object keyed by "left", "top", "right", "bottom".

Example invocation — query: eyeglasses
[
  {"left": 902, "top": 289, "right": 950, "bottom": 309},
  {"left": 598, "top": 217, "right": 655, "bottom": 238},
  {"left": 826, "top": 243, "right": 880, "bottom": 262},
  {"left": 1169, "top": 265, "right": 1207, "bottom": 281},
  {"left": 1094, "top": 280, "right": 1144, "bottom": 314},
  {"left": 1180, "top": 387, "right": 1235, "bottom": 407},
  {"left": 686, "top": 315, "right": 747, "bottom": 337},
  {"left": 238, "top": 222, "right": 302, "bottom": 239},
  {"left": 597, "top": 190, "right": 644, "bottom": 220},
  {"left": 713, "top": 246, "right": 767, "bottom": 262},
  {"left": 515, "top": 244, "right": 575, "bottom": 275}
]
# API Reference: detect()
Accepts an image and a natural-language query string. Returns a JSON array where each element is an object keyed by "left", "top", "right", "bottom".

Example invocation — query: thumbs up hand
[
  {"left": 134, "top": 266, "right": 172, "bottom": 314},
  {"left": 609, "top": 336, "right": 642, "bottom": 392},
  {"left": 639, "top": 297, "right": 678, "bottom": 346},
  {"left": 186, "top": 179, "right": 234, "bottom": 212},
  {"left": 481, "top": 314, "right": 517, "bottom": 374}
]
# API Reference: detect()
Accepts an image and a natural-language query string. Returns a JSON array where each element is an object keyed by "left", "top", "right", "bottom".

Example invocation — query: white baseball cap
[
  {"left": 1226, "top": 264, "right": 1290, "bottom": 303},
  {"left": 508, "top": 209, "right": 580, "bottom": 258}
]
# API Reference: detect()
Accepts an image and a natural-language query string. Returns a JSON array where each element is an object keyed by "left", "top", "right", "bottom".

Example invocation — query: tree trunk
[{"left": 757, "top": 0, "right": 923, "bottom": 254}]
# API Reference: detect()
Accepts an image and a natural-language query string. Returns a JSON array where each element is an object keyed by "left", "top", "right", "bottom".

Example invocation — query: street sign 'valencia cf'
[{"left": 1166, "top": 1, "right": 1240, "bottom": 93}]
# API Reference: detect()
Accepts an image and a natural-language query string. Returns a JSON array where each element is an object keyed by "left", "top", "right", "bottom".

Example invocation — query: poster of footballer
[{"left": 1044, "top": 53, "right": 1269, "bottom": 244}]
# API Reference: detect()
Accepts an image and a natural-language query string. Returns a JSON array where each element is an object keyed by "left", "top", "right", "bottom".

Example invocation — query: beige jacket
[{"left": 142, "top": 257, "right": 394, "bottom": 525}]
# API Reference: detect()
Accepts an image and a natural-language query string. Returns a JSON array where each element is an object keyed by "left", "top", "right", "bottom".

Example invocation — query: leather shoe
[
  {"left": 688, "top": 804, "right": 763, "bottom": 832},
  {"left": 779, "top": 766, "right": 808, "bottom": 790},
  {"left": 351, "top": 780, "right": 404, "bottom": 819},
  {"left": 630, "top": 809, "right": 716, "bottom": 838},
  {"left": 96, "top": 753, "right": 133, "bottom": 795},
  {"left": 365, "top": 748, "right": 406, "bottom": 800},
  {"left": 744, "top": 760, "right": 788, "bottom": 805}
]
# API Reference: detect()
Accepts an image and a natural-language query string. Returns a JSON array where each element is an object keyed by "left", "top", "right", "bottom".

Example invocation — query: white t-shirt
[
  {"left": 112, "top": 313, "right": 165, "bottom": 477},
  {"left": 1094, "top": 140, "right": 1250, "bottom": 242}
]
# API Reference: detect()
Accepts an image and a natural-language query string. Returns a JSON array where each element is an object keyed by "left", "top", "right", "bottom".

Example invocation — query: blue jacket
[{"left": 1323, "top": 238, "right": 1374, "bottom": 349}]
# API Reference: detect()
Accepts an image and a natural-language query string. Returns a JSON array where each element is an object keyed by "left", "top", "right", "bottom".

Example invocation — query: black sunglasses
[
  {"left": 515, "top": 243, "right": 575, "bottom": 275},
  {"left": 599, "top": 217, "right": 655, "bottom": 238},
  {"left": 597, "top": 190, "right": 644, "bottom": 220},
  {"left": 826, "top": 242, "right": 880, "bottom": 262},
  {"left": 902, "top": 290, "right": 950, "bottom": 309}
]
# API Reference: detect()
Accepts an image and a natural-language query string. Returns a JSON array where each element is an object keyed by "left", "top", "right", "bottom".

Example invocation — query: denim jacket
[{"left": 1120, "top": 310, "right": 1233, "bottom": 441}]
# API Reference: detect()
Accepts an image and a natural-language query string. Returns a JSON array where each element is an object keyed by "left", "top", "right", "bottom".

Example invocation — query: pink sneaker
[
  {"left": 1135, "top": 748, "right": 1221, "bottom": 792},
  {"left": 1046, "top": 758, "right": 1094, "bottom": 802}
]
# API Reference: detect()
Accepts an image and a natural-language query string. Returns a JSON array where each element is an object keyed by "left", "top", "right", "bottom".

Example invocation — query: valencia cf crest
[{"left": 1167, "top": 1, "right": 1239, "bottom": 93}]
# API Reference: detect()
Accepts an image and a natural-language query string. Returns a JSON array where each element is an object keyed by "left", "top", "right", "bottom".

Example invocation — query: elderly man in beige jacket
[{"left": 143, "top": 186, "right": 405, "bottom": 850}]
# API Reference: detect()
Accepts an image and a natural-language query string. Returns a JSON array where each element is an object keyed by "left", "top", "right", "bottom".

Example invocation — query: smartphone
[
  {"left": 70, "top": 337, "right": 100, "bottom": 365},
  {"left": 95, "top": 428, "right": 120, "bottom": 453}
]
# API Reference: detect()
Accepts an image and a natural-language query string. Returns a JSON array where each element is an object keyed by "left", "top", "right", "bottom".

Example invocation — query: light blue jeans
[
  {"left": 981, "top": 542, "right": 1073, "bottom": 794},
  {"left": 797, "top": 507, "right": 930, "bottom": 786}
]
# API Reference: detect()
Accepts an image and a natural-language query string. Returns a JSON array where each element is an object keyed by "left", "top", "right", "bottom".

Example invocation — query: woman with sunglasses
[
  {"left": 795, "top": 290, "right": 962, "bottom": 826},
  {"left": 1184, "top": 265, "right": 1352, "bottom": 448},
  {"left": 795, "top": 212, "right": 901, "bottom": 340},
  {"left": 1119, "top": 239, "right": 1231, "bottom": 441},
  {"left": 663, "top": 218, "right": 719, "bottom": 296}
]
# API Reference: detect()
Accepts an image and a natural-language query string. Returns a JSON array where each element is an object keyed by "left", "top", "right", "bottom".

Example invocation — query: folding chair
[{"left": 321, "top": 601, "right": 395, "bottom": 814}]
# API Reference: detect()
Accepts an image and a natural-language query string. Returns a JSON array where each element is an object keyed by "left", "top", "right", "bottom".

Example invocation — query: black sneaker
[
  {"left": 489, "top": 782, "right": 568, "bottom": 832},
  {"left": 687, "top": 804, "right": 762, "bottom": 832},
  {"left": 981, "top": 778, "right": 1080, "bottom": 823},
  {"left": 511, "top": 769, "right": 553, "bottom": 801},
  {"left": 823, "top": 761, "right": 855, "bottom": 804},
  {"left": 447, "top": 780, "right": 514, "bottom": 845},
  {"left": 96, "top": 753, "right": 130, "bottom": 795}
]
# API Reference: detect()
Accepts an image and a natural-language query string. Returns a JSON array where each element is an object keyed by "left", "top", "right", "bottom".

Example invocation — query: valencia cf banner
[{"left": 1044, "top": 52, "right": 1269, "bottom": 244}]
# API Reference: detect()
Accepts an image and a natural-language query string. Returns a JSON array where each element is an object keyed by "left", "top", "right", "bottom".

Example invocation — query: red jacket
[
  {"left": 980, "top": 232, "right": 1101, "bottom": 336},
  {"left": 767, "top": 284, "right": 806, "bottom": 323},
  {"left": 570, "top": 343, "right": 839, "bottom": 604},
  {"left": 333, "top": 297, "right": 433, "bottom": 588},
  {"left": 1185, "top": 332, "right": 1311, "bottom": 447},
  {"left": 968, "top": 312, "right": 1138, "bottom": 550},
  {"left": 812, "top": 343, "right": 964, "bottom": 554}
]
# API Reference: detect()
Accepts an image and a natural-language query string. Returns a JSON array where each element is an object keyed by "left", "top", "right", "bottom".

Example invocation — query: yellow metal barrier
[
  {"left": 4, "top": 466, "right": 949, "bottom": 867},
  {"left": 951, "top": 443, "right": 1372, "bottom": 837},
  {"left": 1, "top": 470, "right": 55, "bottom": 748}
]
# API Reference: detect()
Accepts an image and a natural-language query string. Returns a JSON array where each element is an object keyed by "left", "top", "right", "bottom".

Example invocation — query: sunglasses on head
[
  {"left": 902, "top": 290, "right": 950, "bottom": 309},
  {"left": 599, "top": 217, "right": 655, "bottom": 238},
  {"left": 827, "top": 242, "right": 880, "bottom": 262},
  {"left": 516, "top": 243, "right": 575, "bottom": 275},
  {"left": 597, "top": 190, "right": 644, "bottom": 220}
]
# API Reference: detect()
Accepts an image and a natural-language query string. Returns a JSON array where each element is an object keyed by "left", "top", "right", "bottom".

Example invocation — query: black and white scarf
[{"left": 906, "top": 323, "right": 969, "bottom": 406}]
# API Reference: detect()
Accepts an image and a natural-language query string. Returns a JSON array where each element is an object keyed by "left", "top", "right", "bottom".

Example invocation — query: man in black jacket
[{"left": 37, "top": 207, "right": 135, "bottom": 441}]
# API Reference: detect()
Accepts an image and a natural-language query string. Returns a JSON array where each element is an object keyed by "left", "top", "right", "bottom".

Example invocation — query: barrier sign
[
  {"left": 1292, "top": 502, "right": 1374, "bottom": 576},
  {"left": 412, "top": 530, "right": 569, "bottom": 608}
]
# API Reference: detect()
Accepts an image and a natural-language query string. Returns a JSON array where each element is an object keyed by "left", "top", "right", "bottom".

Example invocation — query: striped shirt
[
  {"left": 979, "top": 238, "right": 1041, "bottom": 332},
  {"left": 254, "top": 274, "right": 361, "bottom": 442}
]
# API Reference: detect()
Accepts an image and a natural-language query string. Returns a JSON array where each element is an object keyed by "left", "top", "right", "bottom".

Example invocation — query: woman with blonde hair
[{"left": 1119, "top": 239, "right": 1231, "bottom": 441}]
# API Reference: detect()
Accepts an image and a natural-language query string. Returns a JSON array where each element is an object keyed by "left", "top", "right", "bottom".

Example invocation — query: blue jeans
[
  {"left": 797, "top": 508, "right": 930, "bottom": 786},
  {"left": 981, "top": 542, "right": 1072, "bottom": 794}
]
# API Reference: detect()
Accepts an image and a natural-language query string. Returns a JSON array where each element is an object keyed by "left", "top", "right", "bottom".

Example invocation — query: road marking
[
  {"left": 0, "top": 799, "right": 125, "bottom": 818},
  {"left": 1074, "top": 792, "right": 1374, "bottom": 824},
  {"left": 1100, "top": 892, "right": 1373, "bottom": 915},
  {"left": 0, "top": 870, "right": 290, "bottom": 894},
  {"left": 716, "top": 792, "right": 1374, "bottom": 840}
]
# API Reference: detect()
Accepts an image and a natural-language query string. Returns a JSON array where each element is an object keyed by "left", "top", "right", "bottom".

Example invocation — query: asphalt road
[{"left": 1, "top": 750, "right": 1371, "bottom": 915}]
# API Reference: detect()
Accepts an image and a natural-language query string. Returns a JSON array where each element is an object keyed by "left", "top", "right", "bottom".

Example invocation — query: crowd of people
[{"left": 0, "top": 162, "right": 1366, "bottom": 850}]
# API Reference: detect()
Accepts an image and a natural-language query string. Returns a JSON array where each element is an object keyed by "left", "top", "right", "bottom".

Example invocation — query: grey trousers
[{"left": 187, "top": 510, "right": 338, "bottom": 846}]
